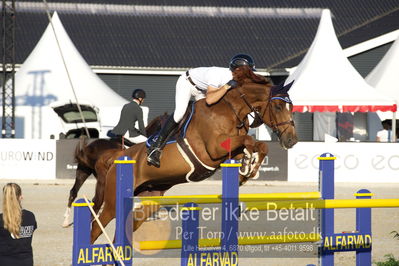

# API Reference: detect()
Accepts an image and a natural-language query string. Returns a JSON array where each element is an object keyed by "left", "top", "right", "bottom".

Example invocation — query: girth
[{"left": 177, "top": 138, "right": 216, "bottom": 182}]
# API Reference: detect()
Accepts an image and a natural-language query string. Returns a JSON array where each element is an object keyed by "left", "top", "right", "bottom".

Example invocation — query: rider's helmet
[
  {"left": 229, "top": 53, "right": 256, "bottom": 71},
  {"left": 132, "top": 89, "right": 146, "bottom": 99}
]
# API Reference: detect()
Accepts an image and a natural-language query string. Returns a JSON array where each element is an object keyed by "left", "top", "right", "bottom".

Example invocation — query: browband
[{"left": 271, "top": 96, "right": 292, "bottom": 103}]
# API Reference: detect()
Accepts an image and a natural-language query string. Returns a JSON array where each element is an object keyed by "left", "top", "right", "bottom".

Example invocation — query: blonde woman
[{"left": 0, "top": 183, "right": 37, "bottom": 266}]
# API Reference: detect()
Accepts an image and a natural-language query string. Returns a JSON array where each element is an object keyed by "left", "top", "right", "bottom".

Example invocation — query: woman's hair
[{"left": 2, "top": 183, "right": 22, "bottom": 238}]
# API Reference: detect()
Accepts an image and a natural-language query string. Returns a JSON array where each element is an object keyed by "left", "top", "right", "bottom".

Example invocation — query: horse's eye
[{"left": 275, "top": 104, "right": 283, "bottom": 111}]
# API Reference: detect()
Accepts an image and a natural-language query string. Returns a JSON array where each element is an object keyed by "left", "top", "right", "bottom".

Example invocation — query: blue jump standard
[
  {"left": 72, "top": 157, "right": 134, "bottom": 266},
  {"left": 181, "top": 160, "right": 240, "bottom": 266}
]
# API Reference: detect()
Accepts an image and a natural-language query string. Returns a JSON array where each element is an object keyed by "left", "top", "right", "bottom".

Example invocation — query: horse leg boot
[{"left": 147, "top": 114, "right": 178, "bottom": 167}]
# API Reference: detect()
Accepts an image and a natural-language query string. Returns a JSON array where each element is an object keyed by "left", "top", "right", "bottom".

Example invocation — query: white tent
[
  {"left": 285, "top": 9, "right": 396, "bottom": 113},
  {"left": 284, "top": 9, "right": 396, "bottom": 141},
  {"left": 12, "top": 12, "right": 136, "bottom": 139},
  {"left": 365, "top": 33, "right": 399, "bottom": 139}
]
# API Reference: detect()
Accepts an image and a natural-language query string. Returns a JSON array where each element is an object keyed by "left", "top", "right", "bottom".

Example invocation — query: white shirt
[
  {"left": 376, "top": 129, "right": 392, "bottom": 142},
  {"left": 188, "top": 67, "right": 232, "bottom": 91}
]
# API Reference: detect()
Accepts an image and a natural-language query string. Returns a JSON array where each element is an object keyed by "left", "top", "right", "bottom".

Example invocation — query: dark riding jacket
[{"left": 111, "top": 101, "right": 146, "bottom": 137}]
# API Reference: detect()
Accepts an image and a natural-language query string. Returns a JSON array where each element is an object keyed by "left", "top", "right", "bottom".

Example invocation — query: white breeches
[
  {"left": 123, "top": 133, "right": 148, "bottom": 144},
  {"left": 173, "top": 74, "right": 205, "bottom": 123}
]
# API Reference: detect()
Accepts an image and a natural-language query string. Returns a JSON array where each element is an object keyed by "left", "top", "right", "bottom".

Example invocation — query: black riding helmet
[
  {"left": 132, "top": 89, "right": 146, "bottom": 99},
  {"left": 229, "top": 54, "right": 256, "bottom": 71}
]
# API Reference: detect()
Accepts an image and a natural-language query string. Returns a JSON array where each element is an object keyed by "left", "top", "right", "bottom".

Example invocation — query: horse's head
[
  {"left": 238, "top": 79, "right": 298, "bottom": 149},
  {"left": 264, "top": 81, "right": 298, "bottom": 149}
]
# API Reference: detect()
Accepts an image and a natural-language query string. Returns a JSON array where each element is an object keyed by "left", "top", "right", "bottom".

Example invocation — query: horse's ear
[
  {"left": 272, "top": 80, "right": 294, "bottom": 95},
  {"left": 283, "top": 80, "right": 294, "bottom": 92}
]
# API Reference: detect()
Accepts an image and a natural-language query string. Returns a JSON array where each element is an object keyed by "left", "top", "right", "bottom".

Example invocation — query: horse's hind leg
[
  {"left": 90, "top": 202, "right": 116, "bottom": 244},
  {"left": 133, "top": 191, "right": 163, "bottom": 231},
  {"left": 91, "top": 161, "right": 111, "bottom": 214},
  {"left": 91, "top": 180, "right": 116, "bottom": 244},
  {"left": 92, "top": 176, "right": 105, "bottom": 213},
  {"left": 91, "top": 168, "right": 117, "bottom": 243},
  {"left": 63, "top": 166, "right": 92, "bottom": 227},
  {"left": 134, "top": 205, "right": 161, "bottom": 230}
]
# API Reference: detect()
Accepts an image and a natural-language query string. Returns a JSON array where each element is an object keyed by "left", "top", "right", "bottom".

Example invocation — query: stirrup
[
  {"left": 147, "top": 148, "right": 161, "bottom": 167},
  {"left": 148, "top": 147, "right": 161, "bottom": 157}
]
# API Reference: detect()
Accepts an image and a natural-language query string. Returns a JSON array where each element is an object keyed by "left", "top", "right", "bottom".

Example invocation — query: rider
[
  {"left": 109, "top": 89, "right": 147, "bottom": 145},
  {"left": 147, "top": 54, "right": 256, "bottom": 167}
]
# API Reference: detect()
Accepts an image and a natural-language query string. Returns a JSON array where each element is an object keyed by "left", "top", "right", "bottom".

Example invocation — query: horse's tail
[{"left": 74, "top": 136, "right": 89, "bottom": 164}]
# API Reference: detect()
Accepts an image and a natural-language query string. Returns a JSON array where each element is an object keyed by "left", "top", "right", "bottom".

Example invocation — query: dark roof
[{"left": 14, "top": 0, "right": 399, "bottom": 70}]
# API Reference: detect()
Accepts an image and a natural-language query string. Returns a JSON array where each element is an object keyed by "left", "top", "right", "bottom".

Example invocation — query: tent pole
[{"left": 392, "top": 111, "right": 396, "bottom": 142}]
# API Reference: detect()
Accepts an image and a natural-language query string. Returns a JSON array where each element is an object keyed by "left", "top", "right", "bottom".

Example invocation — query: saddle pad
[{"left": 146, "top": 103, "right": 195, "bottom": 148}]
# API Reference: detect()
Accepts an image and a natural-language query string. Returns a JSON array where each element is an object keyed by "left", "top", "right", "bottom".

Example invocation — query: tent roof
[
  {"left": 14, "top": 12, "right": 128, "bottom": 108},
  {"left": 285, "top": 9, "right": 397, "bottom": 113},
  {"left": 14, "top": 1, "right": 399, "bottom": 69},
  {"left": 366, "top": 34, "right": 399, "bottom": 119}
]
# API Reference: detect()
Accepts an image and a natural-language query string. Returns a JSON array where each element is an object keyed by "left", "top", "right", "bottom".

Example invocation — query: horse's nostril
[{"left": 286, "top": 136, "right": 298, "bottom": 147}]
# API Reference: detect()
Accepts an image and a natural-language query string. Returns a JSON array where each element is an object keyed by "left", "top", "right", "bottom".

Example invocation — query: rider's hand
[{"left": 226, "top": 80, "right": 238, "bottom": 89}]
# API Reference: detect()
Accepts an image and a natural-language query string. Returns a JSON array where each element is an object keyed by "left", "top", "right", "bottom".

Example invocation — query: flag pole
[{"left": 220, "top": 137, "right": 232, "bottom": 160}]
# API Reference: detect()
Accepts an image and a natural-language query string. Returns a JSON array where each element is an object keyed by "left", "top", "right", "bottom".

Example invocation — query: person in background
[
  {"left": 376, "top": 119, "right": 392, "bottom": 142},
  {"left": 108, "top": 89, "right": 147, "bottom": 145},
  {"left": 0, "top": 183, "right": 37, "bottom": 266},
  {"left": 147, "top": 54, "right": 259, "bottom": 167}
]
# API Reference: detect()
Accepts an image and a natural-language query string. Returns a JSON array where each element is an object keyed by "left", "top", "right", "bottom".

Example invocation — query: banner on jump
[
  {"left": 0, "top": 139, "right": 56, "bottom": 180},
  {"left": 288, "top": 142, "right": 399, "bottom": 182},
  {"left": 56, "top": 139, "right": 81, "bottom": 179}
]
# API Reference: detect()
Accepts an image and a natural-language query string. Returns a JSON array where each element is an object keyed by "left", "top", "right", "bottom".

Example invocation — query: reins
[
  {"left": 223, "top": 87, "right": 294, "bottom": 139},
  {"left": 222, "top": 98, "right": 247, "bottom": 130}
]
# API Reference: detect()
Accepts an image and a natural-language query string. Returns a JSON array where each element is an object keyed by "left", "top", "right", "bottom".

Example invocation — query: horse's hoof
[
  {"left": 62, "top": 221, "right": 73, "bottom": 228},
  {"left": 252, "top": 169, "right": 260, "bottom": 179}
]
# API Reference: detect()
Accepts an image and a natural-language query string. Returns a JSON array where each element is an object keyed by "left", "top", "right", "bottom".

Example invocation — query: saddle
[
  {"left": 146, "top": 102, "right": 216, "bottom": 181},
  {"left": 145, "top": 103, "right": 194, "bottom": 147},
  {"left": 106, "top": 130, "right": 134, "bottom": 148}
]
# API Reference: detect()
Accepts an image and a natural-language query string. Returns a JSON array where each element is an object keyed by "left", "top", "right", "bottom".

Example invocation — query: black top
[
  {"left": 0, "top": 210, "right": 37, "bottom": 266},
  {"left": 111, "top": 101, "right": 146, "bottom": 137}
]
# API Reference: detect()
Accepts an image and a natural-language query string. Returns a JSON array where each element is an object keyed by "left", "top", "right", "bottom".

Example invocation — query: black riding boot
[{"left": 147, "top": 115, "right": 178, "bottom": 167}]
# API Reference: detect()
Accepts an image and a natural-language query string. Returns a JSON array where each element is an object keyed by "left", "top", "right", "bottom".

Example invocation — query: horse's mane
[{"left": 233, "top": 65, "right": 272, "bottom": 86}]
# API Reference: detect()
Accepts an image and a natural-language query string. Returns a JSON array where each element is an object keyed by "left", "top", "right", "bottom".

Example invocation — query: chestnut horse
[
  {"left": 62, "top": 115, "right": 166, "bottom": 227},
  {"left": 91, "top": 70, "right": 298, "bottom": 243}
]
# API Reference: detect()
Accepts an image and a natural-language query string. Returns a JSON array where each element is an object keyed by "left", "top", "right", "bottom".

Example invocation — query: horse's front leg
[
  {"left": 239, "top": 141, "right": 268, "bottom": 185},
  {"left": 207, "top": 134, "right": 262, "bottom": 184}
]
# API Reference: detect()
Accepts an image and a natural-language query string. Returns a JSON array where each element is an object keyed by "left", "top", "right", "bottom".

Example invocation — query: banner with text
[
  {"left": 288, "top": 142, "right": 399, "bottom": 182},
  {"left": 0, "top": 139, "right": 56, "bottom": 180}
]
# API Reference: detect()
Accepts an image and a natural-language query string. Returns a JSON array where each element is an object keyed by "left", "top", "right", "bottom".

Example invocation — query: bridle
[
  {"left": 224, "top": 89, "right": 295, "bottom": 139},
  {"left": 264, "top": 94, "right": 295, "bottom": 138}
]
